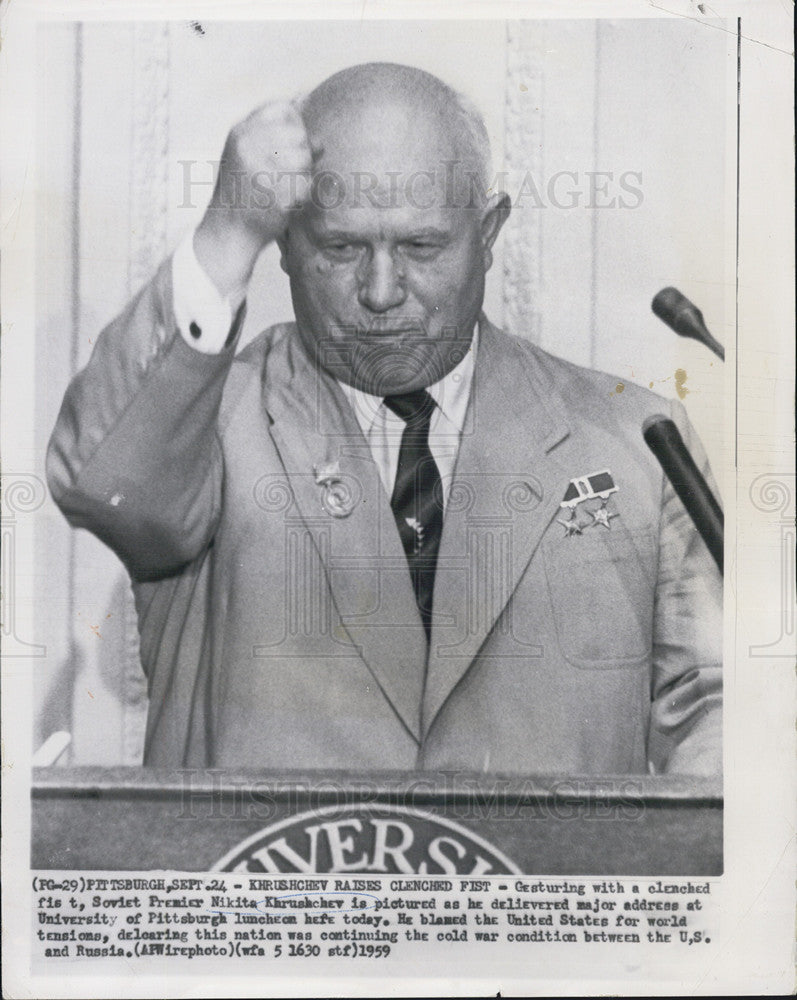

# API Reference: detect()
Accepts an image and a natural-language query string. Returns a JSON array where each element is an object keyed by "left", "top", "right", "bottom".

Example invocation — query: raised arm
[{"left": 46, "top": 101, "right": 314, "bottom": 581}]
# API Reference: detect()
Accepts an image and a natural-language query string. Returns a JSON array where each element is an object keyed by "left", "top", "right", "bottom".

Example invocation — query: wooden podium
[{"left": 32, "top": 768, "right": 722, "bottom": 875}]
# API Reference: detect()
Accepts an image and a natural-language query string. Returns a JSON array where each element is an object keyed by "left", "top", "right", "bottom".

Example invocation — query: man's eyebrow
[
  {"left": 400, "top": 227, "right": 452, "bottom": 240},
  {"left": 316, "top": 226, "right": 453, "bottom": 241},
  {"left": 314, "top": 229, "right": 360, "bottom": 241}
]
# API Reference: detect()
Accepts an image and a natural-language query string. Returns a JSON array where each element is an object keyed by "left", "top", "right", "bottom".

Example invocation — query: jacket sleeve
[
  {"left": 46, "top": 257, "right": 245, "bottom": 582},
  {"left": 647, "top": 398, "right": 723, "bottom": 775}
]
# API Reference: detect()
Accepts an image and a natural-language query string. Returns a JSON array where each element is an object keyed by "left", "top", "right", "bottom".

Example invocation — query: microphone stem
[{"left": 643, "top": 420, "right": 724, "bottom": 574}]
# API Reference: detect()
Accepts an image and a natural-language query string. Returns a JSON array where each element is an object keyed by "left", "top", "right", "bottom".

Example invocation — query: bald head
[
  {"left": 279, "top": 62, "right": 509, "bottom": 396},
  {"left": 300, "top": 62, "right": 492, "bottom": 204}
]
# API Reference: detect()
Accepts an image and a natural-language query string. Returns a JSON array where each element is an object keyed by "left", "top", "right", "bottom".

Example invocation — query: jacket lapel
[
  {"left": 422, "top": 318, "right": 572, "bottom": 736},
  {"left": 262, "top": 331, "right": 427, "bottom": 743}
]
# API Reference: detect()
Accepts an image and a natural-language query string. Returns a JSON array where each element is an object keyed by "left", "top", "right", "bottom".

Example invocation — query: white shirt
[
  {"left": 335, "top": 348, "right": 475, "bottom": 509},
  {"left": 171, "top": 231, "right": 476, "bottom": 506}
]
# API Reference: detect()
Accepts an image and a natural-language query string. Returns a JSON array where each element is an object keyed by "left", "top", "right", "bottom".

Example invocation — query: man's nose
[{"left": 357, "top": 249, "right": 407, "bottom": 313}]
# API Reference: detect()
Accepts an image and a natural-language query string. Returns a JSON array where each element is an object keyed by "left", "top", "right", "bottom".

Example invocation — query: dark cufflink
[{"left": 189, "top": 321, "right": 202, "bottom": 340}]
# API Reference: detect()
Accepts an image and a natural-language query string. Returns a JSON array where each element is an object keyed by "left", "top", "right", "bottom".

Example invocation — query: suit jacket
[{"left": 47, "top": 259, "right": 723, "bottom": 775}]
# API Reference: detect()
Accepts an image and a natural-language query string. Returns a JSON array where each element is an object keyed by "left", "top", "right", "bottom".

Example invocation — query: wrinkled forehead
[
  {"left": 312, "top": 100, "right": 452, "bottom": 175},
  {"left": 304, "top": 100, "right": 481, "bottom": 214}
]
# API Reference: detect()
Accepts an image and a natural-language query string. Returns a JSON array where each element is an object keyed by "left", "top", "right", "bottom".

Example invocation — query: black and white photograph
[{"left": 1, "top": 1, "right": 794, "bottom": 996}]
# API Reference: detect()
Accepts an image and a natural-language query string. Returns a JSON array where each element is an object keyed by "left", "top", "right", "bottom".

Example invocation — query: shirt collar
[{"left": 337, "top": 325, "right": 478, "bottom": 437}]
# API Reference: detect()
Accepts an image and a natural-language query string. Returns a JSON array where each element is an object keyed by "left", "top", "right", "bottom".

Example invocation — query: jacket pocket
[{"left": 542, "top": 527, "right": 656, "bottom": 669}]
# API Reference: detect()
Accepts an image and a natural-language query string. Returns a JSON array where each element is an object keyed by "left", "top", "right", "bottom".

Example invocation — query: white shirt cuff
[{"left": 172, "top": 231, "right": 246, "bottom": 354}]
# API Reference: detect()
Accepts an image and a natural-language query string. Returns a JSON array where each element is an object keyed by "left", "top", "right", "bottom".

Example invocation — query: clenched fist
[{"left": 193, "top": 101, "right": 316, "bottom": 296}]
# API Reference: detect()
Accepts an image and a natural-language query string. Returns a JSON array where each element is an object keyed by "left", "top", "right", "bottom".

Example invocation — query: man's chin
[
  {"left": 344, "top": 343, "right": 457, "bottom": 395},
  {"left": 305, "top": 322, "right": 473, "bottom": 393}
]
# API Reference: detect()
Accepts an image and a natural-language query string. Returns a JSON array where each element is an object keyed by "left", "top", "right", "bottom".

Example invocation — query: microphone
[
  {"left": 651, "top": 287, "right": 725, "bottom": 361},
  {"left": 642, "top": 414, "right": 723, "bottom": 574}
]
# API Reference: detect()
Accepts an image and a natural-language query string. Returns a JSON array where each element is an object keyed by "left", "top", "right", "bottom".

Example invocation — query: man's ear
[{"left": 480, "top": 191, "right": 511, "bottom": 271}]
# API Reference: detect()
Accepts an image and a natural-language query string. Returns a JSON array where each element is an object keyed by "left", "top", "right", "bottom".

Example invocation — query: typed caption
[{"left": 33, "top": 874, "right": 716, "bottom": 965}]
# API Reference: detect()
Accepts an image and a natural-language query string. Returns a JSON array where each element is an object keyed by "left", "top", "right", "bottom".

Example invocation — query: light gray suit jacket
[{"left": 47, "top": 260, "right": 722, "bottom": 775}]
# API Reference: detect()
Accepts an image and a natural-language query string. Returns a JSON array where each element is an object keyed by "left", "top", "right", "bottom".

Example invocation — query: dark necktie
[{"left": 383, "top": 390, "right": 444, "bottom": 641}]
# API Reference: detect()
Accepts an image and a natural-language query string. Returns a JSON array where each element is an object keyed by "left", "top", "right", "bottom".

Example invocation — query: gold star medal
[
  {"left": 584, "top": 470, "right": 619, "bottom": 529},
  {"left": 559, "top": 469, "right": 619, "bottom": 536},
  {"left": 589, "top": 500, "right": 619, "bottom": 529},
  {"left": 557, "top": 507, "right": 584, "bottom": 537}
]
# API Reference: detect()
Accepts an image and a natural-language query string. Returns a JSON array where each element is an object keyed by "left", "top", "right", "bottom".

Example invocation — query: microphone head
[
  {"left": 651, "top": 287, "right": 684, "bottom": 321},
  {"left": 651, "top": 287, "right": 705, "bottom": 338},
  {"left": 651, "top": 287, "right": 725, "bottom": 362},
  {"left": 642, "top": 414, "right": 682, "bottom": 453},
  {"left": 642, "top": 413, "right": 671, "bottom": 436}
]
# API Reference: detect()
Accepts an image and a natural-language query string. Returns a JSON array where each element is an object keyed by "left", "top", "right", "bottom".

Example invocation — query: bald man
[{"left": 47, "top": 63, "right": 722, "bottom": 775}]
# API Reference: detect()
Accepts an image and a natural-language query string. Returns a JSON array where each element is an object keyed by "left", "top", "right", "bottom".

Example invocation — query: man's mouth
[
  {"left": 321, "top": 320, "right": 434, "bottom": 346},
  {"left": 356, "top": 322, "right": 425, "bottom": 338}
]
